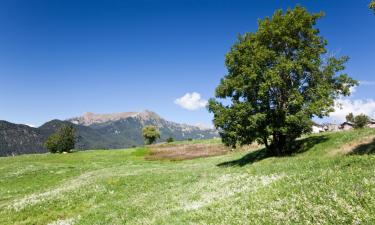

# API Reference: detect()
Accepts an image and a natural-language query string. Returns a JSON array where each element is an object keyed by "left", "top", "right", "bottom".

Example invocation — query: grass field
[{"left": 1, "top": 129, "right": 375, "bottom": 224}]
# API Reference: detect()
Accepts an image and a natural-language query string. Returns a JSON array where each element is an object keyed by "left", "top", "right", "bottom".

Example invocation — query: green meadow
[{"left": 1, "top": 129, "right": 375, "bottom": 225}]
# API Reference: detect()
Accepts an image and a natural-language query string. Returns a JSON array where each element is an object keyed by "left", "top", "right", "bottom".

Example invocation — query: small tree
[
  {"left": 354, "top": 114, "right": 370, "bottom": 129},
  {"left": 166, "top": 137, "right": 174, "bottom": 143},
  {"left": 142, "top": 126, "right": 160, "bottom": 145},
  {"left": 370, "top": 0, "right": 375, "bottom": 13},
  {"left": 208, "top": 6, "right": 357, "bottom": 156},
  {"left": 44, "top": 124, "right": 75, "bottom": 153},
  {"left": 44, "top": 133, "right": 60, "bottom": 153},
  {"left": 346, "top": 113, "right": 355, "bottom": 123}
]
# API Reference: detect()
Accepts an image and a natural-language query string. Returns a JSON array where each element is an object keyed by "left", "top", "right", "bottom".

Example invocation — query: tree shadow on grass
[
  {"left": 217, "top": 135, "right": 328, "bottom": 167},
  {"left": 349, "top": 137, "right": 375, "bottom": 155},
  {"left": 217, "top": 148, "right": 267, "bottom": 167}
]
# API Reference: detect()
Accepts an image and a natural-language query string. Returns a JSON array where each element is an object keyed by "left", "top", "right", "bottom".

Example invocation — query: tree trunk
[
  {"left": 267, "top": 132, "right": 287, "bottom": 156},
  {"left": 263, "top": 136, "right": 269, "bottom": 149}
]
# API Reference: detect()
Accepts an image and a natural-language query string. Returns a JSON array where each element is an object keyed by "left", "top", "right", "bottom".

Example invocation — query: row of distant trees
[{"left": 44, "top": 124, "right": 188, "bottom": 153}]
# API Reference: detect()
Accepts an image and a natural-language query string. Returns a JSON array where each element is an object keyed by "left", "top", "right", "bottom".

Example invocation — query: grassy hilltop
[{"left": 1, "top": 129, "right": 375, "bottom": 224}]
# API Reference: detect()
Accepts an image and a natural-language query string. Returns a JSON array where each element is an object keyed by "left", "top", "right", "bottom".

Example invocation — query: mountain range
[{"left": 0, "top": 111, "right": 218, "bottom": 157}]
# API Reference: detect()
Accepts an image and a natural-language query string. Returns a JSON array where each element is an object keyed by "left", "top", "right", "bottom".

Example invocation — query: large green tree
[
  {"left": 208, "top": 6, "right": 357, "bottom": 156},
  {"left": 370, "top": 0, "right": 375, "bottom": 12}
]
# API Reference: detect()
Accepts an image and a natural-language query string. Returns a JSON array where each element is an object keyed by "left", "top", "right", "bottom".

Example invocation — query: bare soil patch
[
  {"left": 145, "top": 142, "right": 261, "bottom": 161},
  {"left": 146, "top": 143, "right": 229, "bottom": 161}
]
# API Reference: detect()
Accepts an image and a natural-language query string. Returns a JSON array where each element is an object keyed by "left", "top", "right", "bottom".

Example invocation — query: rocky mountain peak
[
  {"left": 68, "top": 110, "right": 165, "bottom": 126},
  {"left": 136, "top": 110, "right": 161, "bottom": 121},
  {"left": 69, "top": 111, "right": 139, "bottom": 126}
]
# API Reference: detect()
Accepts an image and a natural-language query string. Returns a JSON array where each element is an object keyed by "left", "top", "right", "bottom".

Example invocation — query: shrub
[{"left": 166, "top": 137, "right": 174, "bottom": 143}]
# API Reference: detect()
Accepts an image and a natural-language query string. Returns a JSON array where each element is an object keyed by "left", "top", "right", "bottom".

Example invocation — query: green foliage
[
  {"left": 346, "top": 112, "right": 355, "bottom": 123},
  {"left": 187, "top": 138, "right": 193, "bottom": 141},
  {"left": 44, "top": 125, "right": 75, "bottom": 153},
  {"left": 166, "top": 137, "right": 174, "bottom": 143},
  {"left": 44, "top": 134, "right": 60, "bottom": 153},
  {"left": 142, "top": 125, "right": 160, "bottom": 145},
  {"left": 346, "top": 113, "right": 370, "bottom": 129},
  {"left": 354, "top": 114, "right": 370, "bottom": 129},
  {"left": 208, "top": 6, "right": 357, "bottom": 156},
  {"left": 370, "top": 0, "right": 375, "bottom": 12}
]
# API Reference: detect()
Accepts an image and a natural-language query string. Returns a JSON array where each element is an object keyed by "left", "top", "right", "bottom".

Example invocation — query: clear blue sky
[{"left": 1, "top": 0, "right": 374, "bottom": 127}]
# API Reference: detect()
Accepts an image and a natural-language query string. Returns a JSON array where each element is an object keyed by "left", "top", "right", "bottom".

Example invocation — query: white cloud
[
  {"left": 174, "top": 92, "right": 208, "bottom": 110},
  {"left": 329, "top": 98, "right": 375, "bottom": 122},
  {"left": 327, "top": 81, "right": 375, "bottom": 122},
  {"left": 26, "top": 124, "right": 36, "bottom": 128}
]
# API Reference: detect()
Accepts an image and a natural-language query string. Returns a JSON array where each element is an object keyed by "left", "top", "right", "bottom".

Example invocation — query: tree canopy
[
  {"left": 346, "top": 113, "right": 355, "bottom": 123},
  {"left": 370, "top": 1, "right": 375, "bottom": 13},
  {"left": 166, "top": 137, "right": 174, "bottom": 143},
  {"left": 354, "top": 114, "right": 370, "bottom": 129},
  {"left": 208, "top": 6, "right": 357, "bottom": 156},
  {"left": 346, "top": 112, "right": 370, "bottom": 129},
  {"left": 44, "top": 124, "right": 75, "bottom": 153},
  {"left": 142, "top": 125, "right": 160, "bottom": 145}
]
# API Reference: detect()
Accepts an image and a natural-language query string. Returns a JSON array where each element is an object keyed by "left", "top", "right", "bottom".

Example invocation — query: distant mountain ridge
[
  {"left": 68, "top": 111, "right": 139, "bottom": 126},
  {"left": 0, "top": 120, "right": 44, "bottom": 156},
  {"left": 68, "top": 111, "right": 213, "bottom": 131},
  {"left": 0, "top": 111, "right": 218, "bottom": 157}
]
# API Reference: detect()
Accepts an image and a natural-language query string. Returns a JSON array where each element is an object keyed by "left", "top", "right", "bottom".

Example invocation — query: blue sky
[{"left": 0, "top": 0, "right": 374, "bottom": 127}]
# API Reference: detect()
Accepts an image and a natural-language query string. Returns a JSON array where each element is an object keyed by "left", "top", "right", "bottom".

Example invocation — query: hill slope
[
  {"left": 0, "top": 111, "right": 218, "bottom": 156},
  {"left": 0, "top": 120, "right": 44, "bottom": 156},
  {"left": 0, "top": 129, "right": 374, "bottom": 224}
]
